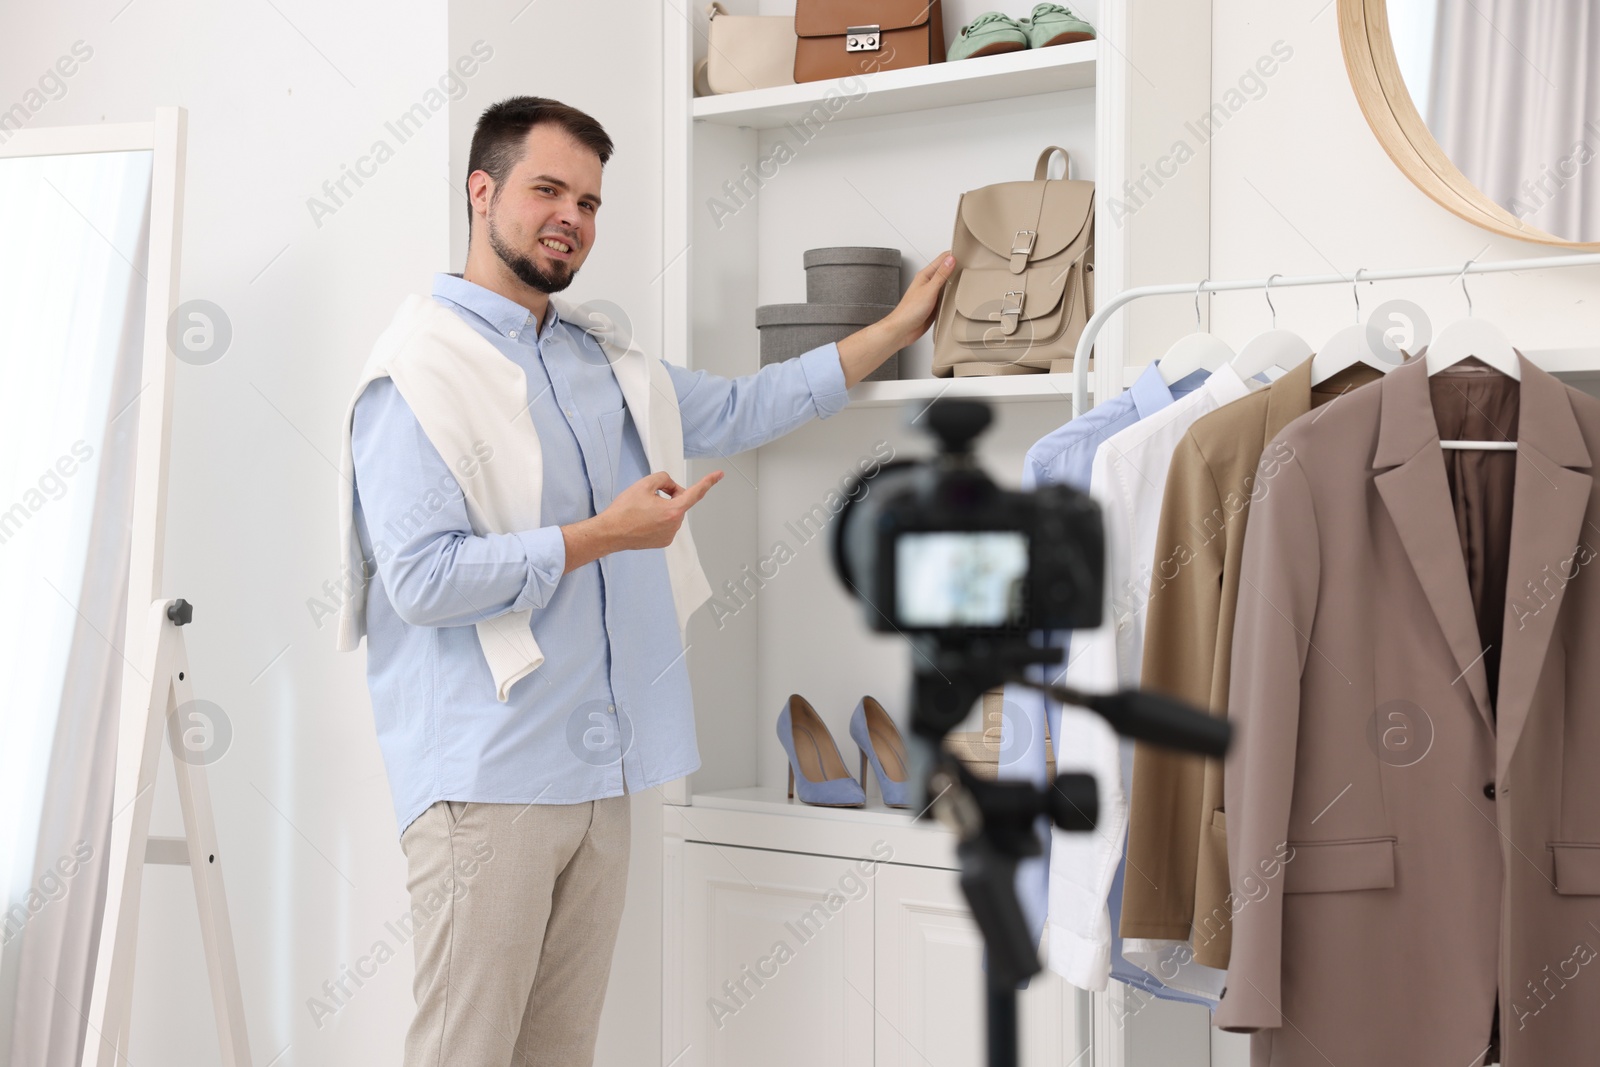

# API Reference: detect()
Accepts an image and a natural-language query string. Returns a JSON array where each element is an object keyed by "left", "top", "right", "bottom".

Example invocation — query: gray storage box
[
  {"left": 756, "top": 302, "right": 900, "bottom": 382},
  {"left": 803, "top": 247, "right": 902, "bottom": 306}
]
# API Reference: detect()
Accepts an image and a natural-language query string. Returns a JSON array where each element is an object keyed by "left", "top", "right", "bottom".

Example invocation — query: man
[{"left": 342, "top": 96, "right": 953, "bottom": 1067}]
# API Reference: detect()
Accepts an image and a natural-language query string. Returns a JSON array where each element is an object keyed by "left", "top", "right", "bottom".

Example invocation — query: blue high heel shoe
[
  {"left": 777, "top": 695, "right": 866, "bottom": 807},
  {"left": 850, "top": 696, "right": 911, "bottom": 808}
]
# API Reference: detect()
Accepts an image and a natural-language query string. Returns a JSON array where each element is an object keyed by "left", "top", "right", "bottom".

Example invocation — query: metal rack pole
[{"left": 1071, "top": 250, "right": 1600, "bottom": 415}]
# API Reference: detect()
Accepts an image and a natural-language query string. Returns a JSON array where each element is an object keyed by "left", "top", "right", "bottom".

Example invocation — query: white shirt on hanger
[{"left": 1046, "top": 362, "right": 1262, "bottom": 995}]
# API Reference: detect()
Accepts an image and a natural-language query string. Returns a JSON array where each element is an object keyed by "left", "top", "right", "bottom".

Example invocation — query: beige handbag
[
  {"left": 932, "top": 147, "right": 1095, "bottom": 377},
  {"left": 703, "top": 2, "right": 797, "bottom": 94}
]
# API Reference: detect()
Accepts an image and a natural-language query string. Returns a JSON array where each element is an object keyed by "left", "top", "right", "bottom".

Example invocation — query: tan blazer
[
  {"left": 1216, "top": 355, "right": 1600, "bottom": 1066},
  {"left": 1121, "top": 360, "right": 1382, "bottom": 970}
]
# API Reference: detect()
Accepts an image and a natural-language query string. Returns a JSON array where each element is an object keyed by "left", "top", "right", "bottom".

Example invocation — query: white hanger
[
  {"left": 1159, "top": 279, "right": 1234, "bottom": 385},
  {"left": 1311, "top": 268, "right": 1394, "bottom": 385},
  {"left": 1427, "top": 259, "right": 1520, "bottom": 380},
  {"left": 1231, "top": 273, "right": 1312, "bottom": 381},
  {"left": 1428, "top": 260, "right": 1519, "bottom": 451}
]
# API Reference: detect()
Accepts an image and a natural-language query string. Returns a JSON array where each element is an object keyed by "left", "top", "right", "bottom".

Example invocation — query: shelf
[
  {"left": 848, "top": 373, "right": 1082, "bottom": 407},
  {"left": 1538, "top": 346, "right": 1600, "bottom": 379},
  {"left": 692, "top": 41, "right": 1097, "bottom": 130},
  {"left": 694, "top": 785, "right": 925, "bottom": 824},
  {"left": 667, "top": 786, "right": 962, "bottom": 869},
  {"left": 845, "top": 364, "right": 1154, "bottom": 407}
]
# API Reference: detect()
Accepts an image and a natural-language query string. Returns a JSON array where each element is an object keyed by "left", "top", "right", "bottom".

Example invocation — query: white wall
[{"left": 1205, "top": 0, "right": 1600, "bottom": 360}]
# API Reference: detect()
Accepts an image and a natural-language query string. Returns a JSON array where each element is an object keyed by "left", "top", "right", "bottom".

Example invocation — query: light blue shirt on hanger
[
  {"left": 1000, "top": 361, "right": 1216, "bottom": 1005},
  {"left": 350, "top": 272, "right": 850, "bottom": 838}
]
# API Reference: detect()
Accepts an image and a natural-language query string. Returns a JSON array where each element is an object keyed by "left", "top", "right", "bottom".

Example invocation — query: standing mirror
[
  {"left": 1340, "top": 0, "right": 1600, "bottom": 248},
  {"left": 0, "top": 109, "right": 249, "bottom": 1067}
]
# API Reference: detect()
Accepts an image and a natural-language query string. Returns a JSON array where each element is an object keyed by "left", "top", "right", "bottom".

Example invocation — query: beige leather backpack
[{"left": 932, "top": 147, "right": 1095, "bottom": 377}]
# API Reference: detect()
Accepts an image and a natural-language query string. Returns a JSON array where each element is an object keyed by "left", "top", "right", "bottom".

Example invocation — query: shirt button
[
  {"left": 1483, "top": 782, "right": 1496, "bottom": 800},
  {"left": 607, "top": 704, "right": 616, "bottom": 713},
  {"left": 564, "top": 409, "right": 575, "bottom": 419},
  {"left": 508, "top": 330, "right": 517, "bottom": 338}
]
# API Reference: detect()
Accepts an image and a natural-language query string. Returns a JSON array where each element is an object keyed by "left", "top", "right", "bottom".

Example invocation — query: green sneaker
[
  {"left": 949, "top": 11, "right": 1029, "bottom": 61},
  {"left": 1020, "top": 3, "right": 1096, "bottom": 48}
]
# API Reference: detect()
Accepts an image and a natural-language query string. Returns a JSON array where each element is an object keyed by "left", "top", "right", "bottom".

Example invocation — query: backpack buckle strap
[
  {"left": 989, "top": 290, "right": 1026, "bottom": 334},
  {"left": 1010, "top": 230, "right": 1036, "bottom": 273}
]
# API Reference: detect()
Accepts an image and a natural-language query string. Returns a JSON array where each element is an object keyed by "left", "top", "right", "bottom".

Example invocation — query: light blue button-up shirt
[
  {"left": 351, "top": 273, "right": 850, "bottom": 838},
  {"left": 1001, "top": 362, "right": 1215, "bottom": 1005}
]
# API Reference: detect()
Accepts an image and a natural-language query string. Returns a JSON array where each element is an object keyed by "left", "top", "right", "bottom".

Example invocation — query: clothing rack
[{"left": 1070, "top": 250, "right": 1600, "bottom": 415}]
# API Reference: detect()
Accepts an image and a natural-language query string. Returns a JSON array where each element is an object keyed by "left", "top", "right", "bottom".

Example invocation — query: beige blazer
[
  {"left": 1216, "top": 355, "right": 1600, "bottom": 1066},
  {"left": 1121, "top": 360, "right": 1382, "bottom": 970}
]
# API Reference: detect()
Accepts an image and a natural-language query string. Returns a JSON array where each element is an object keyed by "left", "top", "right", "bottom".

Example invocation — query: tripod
[{"left": 904, "top": 637, "right": 1230, "bottom": 1067}]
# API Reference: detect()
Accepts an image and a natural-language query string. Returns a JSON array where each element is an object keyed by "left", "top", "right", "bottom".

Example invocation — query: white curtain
[
  {"left": 0, "top": 148, "right": 152, "bottom": 1067},
  {"left": 1429, "top": 0, "right": 1600, "bottom": 242}
]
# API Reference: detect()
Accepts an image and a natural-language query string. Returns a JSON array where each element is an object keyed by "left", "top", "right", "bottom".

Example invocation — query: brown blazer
[
  {"left": 1122, "top": 359, "right": 1383, "bottom": 969},
  {"left": 1216, "top": 355, "right": 1600, "bottom": 1066}
]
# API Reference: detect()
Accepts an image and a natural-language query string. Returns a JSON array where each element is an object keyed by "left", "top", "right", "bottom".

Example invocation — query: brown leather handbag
[
  {"left": 793, "top": 0, "right": 946, "bottom": 83},
  {"left": 932, "top": 146, "right": 1095, "bottom": 377}
]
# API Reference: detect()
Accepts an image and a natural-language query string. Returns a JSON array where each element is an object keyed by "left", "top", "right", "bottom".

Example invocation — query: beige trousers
[{"left": 400, "top": 796, "right": 630, "bottom": 1067}]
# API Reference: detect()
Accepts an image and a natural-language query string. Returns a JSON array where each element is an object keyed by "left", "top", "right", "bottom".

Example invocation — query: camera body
[{"left": 833, "top": 408, "right": 1104, "bottom": 639}]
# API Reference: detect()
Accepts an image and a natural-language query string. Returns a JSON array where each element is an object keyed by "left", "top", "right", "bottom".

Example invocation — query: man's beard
[{"left": 488, "top": 211, "right": 577, "bottom": 294}]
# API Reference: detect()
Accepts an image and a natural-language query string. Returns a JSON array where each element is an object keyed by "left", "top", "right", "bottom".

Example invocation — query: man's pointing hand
[{"left": 562, "top": 469, "right": 725, "bottom": 572}]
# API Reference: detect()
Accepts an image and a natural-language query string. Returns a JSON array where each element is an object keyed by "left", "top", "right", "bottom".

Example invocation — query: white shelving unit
[
  {"left": 692, "top": 38, "right": 1097, "bottom": 128},
  {"left": 659, "top": 3, "right": 1227, "bottom": 1065}
]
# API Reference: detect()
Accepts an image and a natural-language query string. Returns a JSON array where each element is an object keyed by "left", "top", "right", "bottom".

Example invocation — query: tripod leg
[{"left": 987, "top": 981, "right": 1019, "bottom": 1067}]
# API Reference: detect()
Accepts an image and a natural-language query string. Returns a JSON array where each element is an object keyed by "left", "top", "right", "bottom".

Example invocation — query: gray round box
[
  {"left": 756, "top": 302, "right": 900, "bottom": 382},
  {"left": 803, "top": 247, "right": 903, "bottom": 306}
]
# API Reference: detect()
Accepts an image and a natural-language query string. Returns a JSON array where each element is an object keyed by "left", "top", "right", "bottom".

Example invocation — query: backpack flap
[
  {"left": 947, "top": 263, "right": 1080, "bottom": 349},
  {"left": 956, "top": 178, "right": 1093, "bottom": 272},
  {"left": 794, "top": 0, "right": 935, "bottom": 37}
]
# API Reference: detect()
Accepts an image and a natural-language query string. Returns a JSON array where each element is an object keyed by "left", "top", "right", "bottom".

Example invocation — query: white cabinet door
[
  {"left": 680, "top": 842, "right": 875, "bottom": 1067},
  {"left": 874, "top": 863, "right": 1089, "bottom": 1067}
]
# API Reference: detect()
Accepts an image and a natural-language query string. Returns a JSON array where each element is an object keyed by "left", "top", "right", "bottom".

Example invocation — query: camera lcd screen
[{"left": 894, "top": 531, "right": 1029, "bottom": 627}]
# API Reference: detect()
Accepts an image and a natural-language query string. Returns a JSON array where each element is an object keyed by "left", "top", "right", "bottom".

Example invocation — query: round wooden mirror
[{"left": 1339, "top": 0, "right": 1600, "bottom": 249}]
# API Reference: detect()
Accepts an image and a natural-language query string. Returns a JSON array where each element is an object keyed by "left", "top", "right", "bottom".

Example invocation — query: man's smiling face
[{"left": 484, "top": 122, "right": 602, "bottom": 294}]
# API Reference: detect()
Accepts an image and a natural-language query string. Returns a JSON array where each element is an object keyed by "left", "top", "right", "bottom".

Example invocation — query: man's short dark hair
[{"left": 466, "top": 96, "right": 614, "bottom": 233}]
